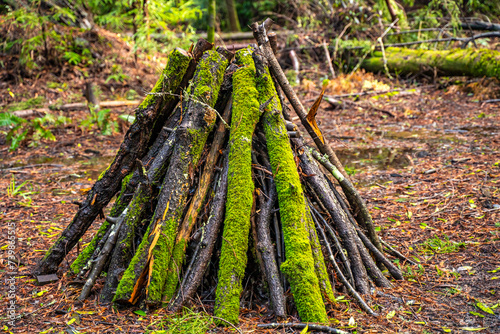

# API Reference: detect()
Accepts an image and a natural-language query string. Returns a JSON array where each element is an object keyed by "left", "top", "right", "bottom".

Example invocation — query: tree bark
[
  {"left": 207, "top": 0, "right": 216, "bottom": 43},
  {"left": 161, "top": 73, "right": 233, "bottom": 302},
  {"left": 254, "top": 53, "right": 328, "bottom": 322},
  {"left": 169, "top": 150, "right": 229, "bottom": 312}
]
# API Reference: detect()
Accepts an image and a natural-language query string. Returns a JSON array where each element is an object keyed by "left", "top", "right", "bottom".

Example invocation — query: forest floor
[{"left": 1, "top": 31, "right": 499, "bottom": 334}]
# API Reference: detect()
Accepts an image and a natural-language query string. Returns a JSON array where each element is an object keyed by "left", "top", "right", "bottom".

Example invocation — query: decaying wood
[
  {"left": 12, "top": 100, "right": 141, "bottom": 117},
  {"left": 255, "top": 169, "right": 286, "bottom": 319},
  {"left": 161, "top": 85, "right": 232, "bottom": 303},
  {"left": 79, "top": 208, "right": 127, "bottom": 301},
  {"left": 362, "top": 47, "right": 500, "bottom": 80},
  {"left": 251, "top": 19, "right": 348, "bottom": 180},
  {"left": 214, "top": 47, "right": 262, "bottom": 324}
]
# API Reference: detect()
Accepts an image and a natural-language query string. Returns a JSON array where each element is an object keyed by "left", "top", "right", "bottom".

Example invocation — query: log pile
[{"left": 34, "top": 20, "right": 410, "bottom": 326}]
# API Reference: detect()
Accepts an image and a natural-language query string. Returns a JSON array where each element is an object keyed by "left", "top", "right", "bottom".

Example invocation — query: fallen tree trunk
[{"left": 362, "top": 47, "right": 500, "bottom": 79}]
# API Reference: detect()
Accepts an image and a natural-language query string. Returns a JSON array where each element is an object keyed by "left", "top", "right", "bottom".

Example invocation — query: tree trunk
[
  {"left": 225, "top": 0, "right": 241, "bottom": 32},
  {"left": 207, "top": 0, "right": 216, "bottom": 43},
  {"left": 214, "top": 47, "right": 262, "bottom": 324},
  {"left": 253, "top": 53, "right": 329, "bottom": 322},
  {"left": 362, "top": 47, "right": 500, "bottom": 80}
]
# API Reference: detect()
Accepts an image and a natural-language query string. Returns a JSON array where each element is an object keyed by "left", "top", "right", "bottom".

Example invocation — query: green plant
[
  {"left": 6, "top": 96, "right": 45, "bottom": 112},
  {"left": 7, "top": 174, "right": 35, "bottom": 207},
  {"left": 420, "top": 234, "right": 466, "bottom": 254},
  {"left": 146, "top": 308, "right": 214, "bottom": 333},
  {"left": 80, "top": 108, "right": 117, "bottom": 135},
  {"left": 7, "top": 174, "right": 32, "bottom": 198},
  {"left": 47, "top": 81, "right": 69, "bottom": 91},
  {"left": 105, "top": 64, "right": 130, "bottom": 84},
  {"left": 0, "top": 112, "right": 70, "bottom": 151}
]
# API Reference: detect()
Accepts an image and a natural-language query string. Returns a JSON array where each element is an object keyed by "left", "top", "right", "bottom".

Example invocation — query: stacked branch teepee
[{"left": 35, "top": 20, "right": 410, "bottom": 325}]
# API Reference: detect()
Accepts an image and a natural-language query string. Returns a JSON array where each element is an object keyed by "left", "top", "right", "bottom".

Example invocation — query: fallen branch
[{"left": 12, "top": 100, "right": 142, "bottom": 117}]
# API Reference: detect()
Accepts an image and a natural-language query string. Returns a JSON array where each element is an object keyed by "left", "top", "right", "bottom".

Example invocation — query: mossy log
[
  {"left": 254, "top": 53, "right": 329, "bottom": 322},
  {"left": 214, "top": 47, "right": 261, "bottom": 324},
  {"left": 55, "top": 40, "right": 213, "bottom": 278},
  {"left": 70, "top": 111, "right": 182, "bottom": 277},
  {"left": 362, "top": 47, "right": 500, "bottom": 79},
  {"left": 168, "top": 149, "right": 229, "bottom": 312},
  {"left": 34, "top": 48, "right": 192, "bottom": 276},
  {"left": 161, "top": 65, "right": 233, "bottom": 302}
]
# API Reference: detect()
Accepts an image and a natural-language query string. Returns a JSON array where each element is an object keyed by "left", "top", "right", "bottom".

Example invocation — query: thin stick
[
  {"left": 309, "top": 147, "right": 383, "bottom": 252},
  {"left": 380, "top": 238, "right": 417, "bottom": 266},
  {"left": 329, "top": 184, "right": 402, "bottom": 280},
  {"left": 311, "top": 207, "right": 377, "bottom": 316},
  {"left": 76, "top": 218, "right": 114, "bottom": 279},
  {"left": 251, "top": 19, "right": 348, "bottom": 180},
  {"left": 256, "top": 178, "right": 286, "bottom": 319},
  {"left": 78, "top": 208, "right": 127, "bottom": 301},
  {"left": 289, "top": 50, "right": 301, "bottom": 86},
  {"left": 211, "top": 316, "right": 242, "bottom": 334},
  {"left": 309, "top": 204, "right": 354, "bottom": 286},
  {"left": 322, "top": 42, "right": 336, "bottom": 78}
]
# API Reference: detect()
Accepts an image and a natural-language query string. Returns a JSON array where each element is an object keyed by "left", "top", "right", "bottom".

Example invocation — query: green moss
[
  {"left": 114, "top": 223, "right": 152, "bottom": 303},
  {"left": 41, "top": 235, "right": 65, "bottom": 262},
  {"left": 147, "top": 213, "right": 182, "bottom": 303},
  {"left": 97, "top": 163, "right": 111, "bottom": 181},
  {"left": 255, "top": 59, "right": 328, "bottom": 322},
  {"left": 214, "top": 47, "right": 261, "bottom": 325},
  {"left": 190, "top": 50, "right": 228, "bottom": 106},
  {"left": 138, "top": 48, "right": 191, "bottom": 112},
  {"left": 119, "top": 185, "right": 150, "bottom": 259},
  {"left": 161, "top": 238, "right": 188, "bottom": 303},
  {"left": 187, "top": 127, "right": 211, "bottom": 167},
  {"left": 305, "top": 207, "right": 335, "bottom": 303},
  {"left": 110, "top": 173, "right": 133, "bottom": 217}
]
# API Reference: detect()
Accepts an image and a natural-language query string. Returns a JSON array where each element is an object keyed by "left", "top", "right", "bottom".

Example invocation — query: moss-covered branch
[
  {"left": 254, "top": 53, "right": 328, "bottom": 323},
  {"left": 34, "top": 48, "right": 192, "bottom": 276},
  {"left": 214, "top": 47, "right": 261, "bottom": 324}
]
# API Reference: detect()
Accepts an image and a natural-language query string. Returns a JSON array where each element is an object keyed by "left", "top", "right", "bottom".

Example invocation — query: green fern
[{"left": 63, "top": 51, "right": 82, "bottom": 65}]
